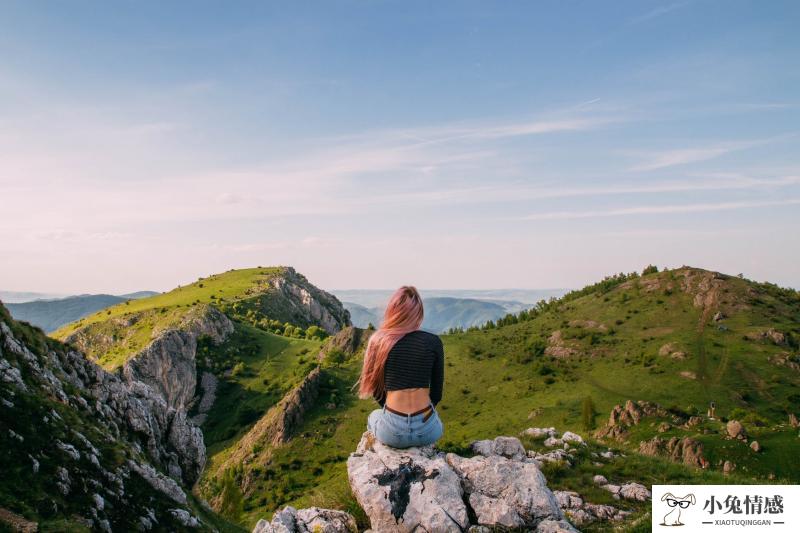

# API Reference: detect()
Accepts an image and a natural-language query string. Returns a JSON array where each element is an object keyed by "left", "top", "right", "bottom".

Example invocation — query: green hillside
[
  {"left": 201, "top": 266, "right": 800, "bottom": 530},
  {"left": 53, "top": 267, "right": 343, "bottom": 369}
]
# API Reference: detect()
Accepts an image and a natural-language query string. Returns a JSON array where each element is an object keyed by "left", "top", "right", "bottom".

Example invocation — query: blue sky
[{"left": 1, "top": 1, "right": 798, "bottom": 293}]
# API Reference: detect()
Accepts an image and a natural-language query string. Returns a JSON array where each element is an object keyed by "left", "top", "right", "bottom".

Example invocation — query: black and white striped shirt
[{"left": 373, "top": 330, "right": 444, "bottom": 407}]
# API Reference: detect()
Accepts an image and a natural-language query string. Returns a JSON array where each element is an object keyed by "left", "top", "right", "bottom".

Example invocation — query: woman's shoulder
[{"left": 408, "top": 329, "right": 443, "bottom": 348}]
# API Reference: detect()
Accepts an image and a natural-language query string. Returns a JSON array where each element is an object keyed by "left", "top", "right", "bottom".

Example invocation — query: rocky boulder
[
  {"left": 252, "top": 506, "right": 357, "bottom": 533},
  {"left": 726, "top": 420, "right": 747, "bottom": 440},
  {"left": 446, "top": 452, "right": 562, "bottom": 528},
  {"left": 639, "top": 436, "right": 708, "bottom": 469},
  {"left": 347, "top": 432, "right": 469, "bottom": 532},
  {"left": 347, "top": 431, "right": 565, "bottom": 532}
]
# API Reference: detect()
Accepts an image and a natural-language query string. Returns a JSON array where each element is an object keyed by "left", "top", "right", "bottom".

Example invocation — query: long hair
[{"left": 357, "top": 286, "right": 424, "bottom": 400}]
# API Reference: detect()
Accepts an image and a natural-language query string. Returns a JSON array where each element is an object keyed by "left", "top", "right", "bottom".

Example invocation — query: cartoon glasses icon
[{"left": 666, "top": 498, "right": 692, "bottom": 509}]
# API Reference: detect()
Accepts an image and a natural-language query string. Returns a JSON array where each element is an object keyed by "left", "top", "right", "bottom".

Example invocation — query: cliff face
[
  {"left": 0, "top": 304, "right": 209, "bottom": 530},
  {"left": 121, "top": 305, "right": 234, "bottom": 410},
  {"left": 264, "top": 267, "right": 351, "bottom": 335}
]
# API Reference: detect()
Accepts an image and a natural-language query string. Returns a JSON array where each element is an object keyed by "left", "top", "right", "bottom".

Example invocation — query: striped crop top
[{"left": 373, "top": 330, "right": 445, "bottom": 407}]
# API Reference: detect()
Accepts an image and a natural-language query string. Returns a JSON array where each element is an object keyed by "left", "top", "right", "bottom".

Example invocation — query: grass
[
  {"left": 202, "top": 267, "right": 800, "bottom": 530},
  {"left": 51, "top": 268, "right": 287, "bottom": 369},
  {"left": 197, "top": 322, "right": 323, "bottom": 453}
]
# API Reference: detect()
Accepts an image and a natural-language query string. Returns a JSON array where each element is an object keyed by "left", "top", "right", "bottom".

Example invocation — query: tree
[
  {"left": 581, "top": 396, "right": 596, "bottom": 431},
  {"left": 324, "top": 348, "right": 347, "bottom": 367},
  {"left": 642, "top": 264, "right": 659, "bottom": 275}
]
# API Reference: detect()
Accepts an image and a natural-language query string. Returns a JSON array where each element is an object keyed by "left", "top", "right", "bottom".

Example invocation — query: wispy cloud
[
  {"left": 626, "top": 138, "right": 782, "bottom": 172},
  {"left": 518, "top": 198, "right": 800, "bottom": 221},
  {"left": 630, "top": 1, "right": 690, "bottom": 24}
]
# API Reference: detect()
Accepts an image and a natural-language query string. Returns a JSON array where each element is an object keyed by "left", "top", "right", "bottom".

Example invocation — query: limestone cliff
[
  {"left": 0, "top": 303, "right": 211, "bottom": 530},
  {"left": 121, "top": 305, "right": 234, "bottom": 410}
]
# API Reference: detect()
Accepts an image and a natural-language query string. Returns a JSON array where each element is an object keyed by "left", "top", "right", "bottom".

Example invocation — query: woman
[{"left": 356, "top": 285, "right": 444, "bottom": 448}]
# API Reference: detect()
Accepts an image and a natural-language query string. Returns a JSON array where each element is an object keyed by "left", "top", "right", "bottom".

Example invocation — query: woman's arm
[{"left": 430, "top": 336, "right": 444, "bottom": 406}]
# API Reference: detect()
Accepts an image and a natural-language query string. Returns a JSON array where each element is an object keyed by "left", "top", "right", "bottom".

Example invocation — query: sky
[{"left": 1, "top": 0, "right": 799, "bottom": 294}]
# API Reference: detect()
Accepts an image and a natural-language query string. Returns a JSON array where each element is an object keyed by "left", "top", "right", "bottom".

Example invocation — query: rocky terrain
[
  {"left": 246, "top": 426, "right": 652, "bottom": 532},
  {"left": 4, "top": 265, "right": 798, "bottom": 532},
  {"left": 0, "top": 302, "right": 219, "bottom": 531}
]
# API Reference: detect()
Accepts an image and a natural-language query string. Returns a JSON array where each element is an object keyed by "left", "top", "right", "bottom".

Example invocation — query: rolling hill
[
  {"left": 196, "top": 266, "right": 800, "bottom": 530},
  {"left": 343, "top": 296, "right": 517, "bottom": 332},
  {"left": 6, "top": 264, "right": 799, "bottom": 532}
]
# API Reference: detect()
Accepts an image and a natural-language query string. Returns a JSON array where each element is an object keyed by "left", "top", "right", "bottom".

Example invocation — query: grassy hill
[
  {"left": 53, "top": 266, "right": 346, "bottom": 370},
  {"left": 199, "top": 266, "right": 800, "bottom": 530}
]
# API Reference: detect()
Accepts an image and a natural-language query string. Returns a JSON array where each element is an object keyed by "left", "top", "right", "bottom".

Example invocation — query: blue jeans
[{"left": 367, "top": 402, "right": 444, "bottom": 448}]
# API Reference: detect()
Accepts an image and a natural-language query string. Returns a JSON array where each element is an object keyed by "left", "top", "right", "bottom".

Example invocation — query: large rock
[
  {"left": 639, "top": 436, "right": 708, "bottom": 469},
  {"left": 121, "top": 305, "right": 234, "bottom": 410},
  {"left": 726, "top": 420, "right": 747, "bottom": 440},
  {"left": 267, "top": 267, "right": 351, "bottom": 335},
  {"left": 347, "top": 429, "right": 564, "bottom": 532},
  {"left": 252, "top": 506, "right": 357, "bottom": 533},
  {"left": 446, "top": 452, "right": 563, "bottom": 528},
  {"left": 347, "top": 432, "right": 469, "bottom": 532},
  {"left": 470, "top": 436, "right": 527, "bottom": 460}
]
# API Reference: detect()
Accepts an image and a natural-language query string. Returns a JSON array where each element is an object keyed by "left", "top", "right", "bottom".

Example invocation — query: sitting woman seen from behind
[{"left": 356, "top": 286, "right": 444, "bottom": 448}]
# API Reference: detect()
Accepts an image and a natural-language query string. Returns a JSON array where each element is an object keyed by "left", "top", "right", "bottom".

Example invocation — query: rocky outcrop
[
  {"left": 726, "top": 420, "right": 747, "bottom": 440},
  {"left": 265, "top": 267, "right": 351, "bottom": 335},
  {"left": 252, "top": 506, "right": 357, "bottom": 533},
  {"left": 347, "top": 431, "right": 564, "bottom": 532},
  {"left": 230, "top": 367, "right": 322, "bottom": 460},
  {"left": 553, "top": 490, "right": 630, "bottom": 526},
  {"left": 347, "top": 432, "right": 469, "bottom": 532},
  {"left": 0, "top": 305, "right": 205, "bottom": 529},
  {"left": 745, "top": 328, "right": 787, "bottom": 346},
  {"left": 658, "top": 342, "right": 687, "bottom": 359},
  {"left": 638, "top": 436, "right": 708, "bottom": 468},
  {"left": 594, "top": 400, "right": 669, "bottom": 440},
  {"left": 210, "top": 366, "right": 325, "bottom": 499},
  {"left": 318, "top": 326, "right": 374, "bottom": 362},
  {"left": 190, "top": 371, "right": 218, "bottom": 425},
  {"left": 122, "top": 305, "right": 233, "bottom": 410},
  {"left": 545, "top": 330, "right": 580, "bottom": 359}
]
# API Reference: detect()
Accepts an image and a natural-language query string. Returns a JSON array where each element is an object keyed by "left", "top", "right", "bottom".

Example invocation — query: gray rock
[
  {"left": 252, "top": 505, "right": 357, "bottom": 533},
  {"left": 536, "top": 519, "right": 580, "bottom": 532},
  {"left": 521, "top": 427, "right": 557, "bottom": 439},
  {"left": 446, "top": 452, "right": 563, "bottom": 528},
  {"left": 619, "top": 482, "right": 651, "bottom": 501},
  {"left": 561, "top": 431, "right": 585, "bottom": 445},
  {"left": 592, "top": 474, "right": 608, "bottom": 485},
  {"left": 129, "top": 461, "right": 187, "bottom": 505},
  {"left": 169, "top": 508, "right": 200, "bottom": 528},
  {"left": 121, "top": 305, "right": 233, "bottom": 410},
  {"left": 470, "top": 436, "right": 527, "bottom": 460},
  {"left": 347, "top": 431, "right": 469, "bottom": 532}
]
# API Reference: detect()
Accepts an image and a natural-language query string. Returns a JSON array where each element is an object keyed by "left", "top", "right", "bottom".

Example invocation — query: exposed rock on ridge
[
  {"left": 266, "top": 267, "right": 351, "bottom": 335},
  {"left": 347, "top": 431, "right": 566, "bottom": 532},
  {"left": 0, "top": 304, "right": 206, "bottom": 529},
  {"left": 121, "top": 305, "right": 233, "bottom": 410}
]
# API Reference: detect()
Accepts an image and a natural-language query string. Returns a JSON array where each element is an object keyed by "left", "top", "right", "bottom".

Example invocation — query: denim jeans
[{"left": 367, "top": 402, "right": 444, "bottom": 448}]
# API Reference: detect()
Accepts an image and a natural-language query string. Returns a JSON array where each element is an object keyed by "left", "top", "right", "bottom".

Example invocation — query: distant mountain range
[
  {"left": 4, "top": 291, "right": 159, "bottom": 332},
  {"left": 4, "top": 286, "right": 567, "bottom": 335},
  {"left": 333, "top": 288, "right": 568, "bottom": 332}
]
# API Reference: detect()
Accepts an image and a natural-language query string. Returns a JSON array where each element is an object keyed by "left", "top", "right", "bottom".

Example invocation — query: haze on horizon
[{"left": 1, "top": 1, "right": 798, "bottom": 295}]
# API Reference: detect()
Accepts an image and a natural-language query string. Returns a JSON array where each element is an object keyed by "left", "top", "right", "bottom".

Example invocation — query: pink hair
[{"left": 358, "top": 286, "right": 424, "bottom": 400}]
